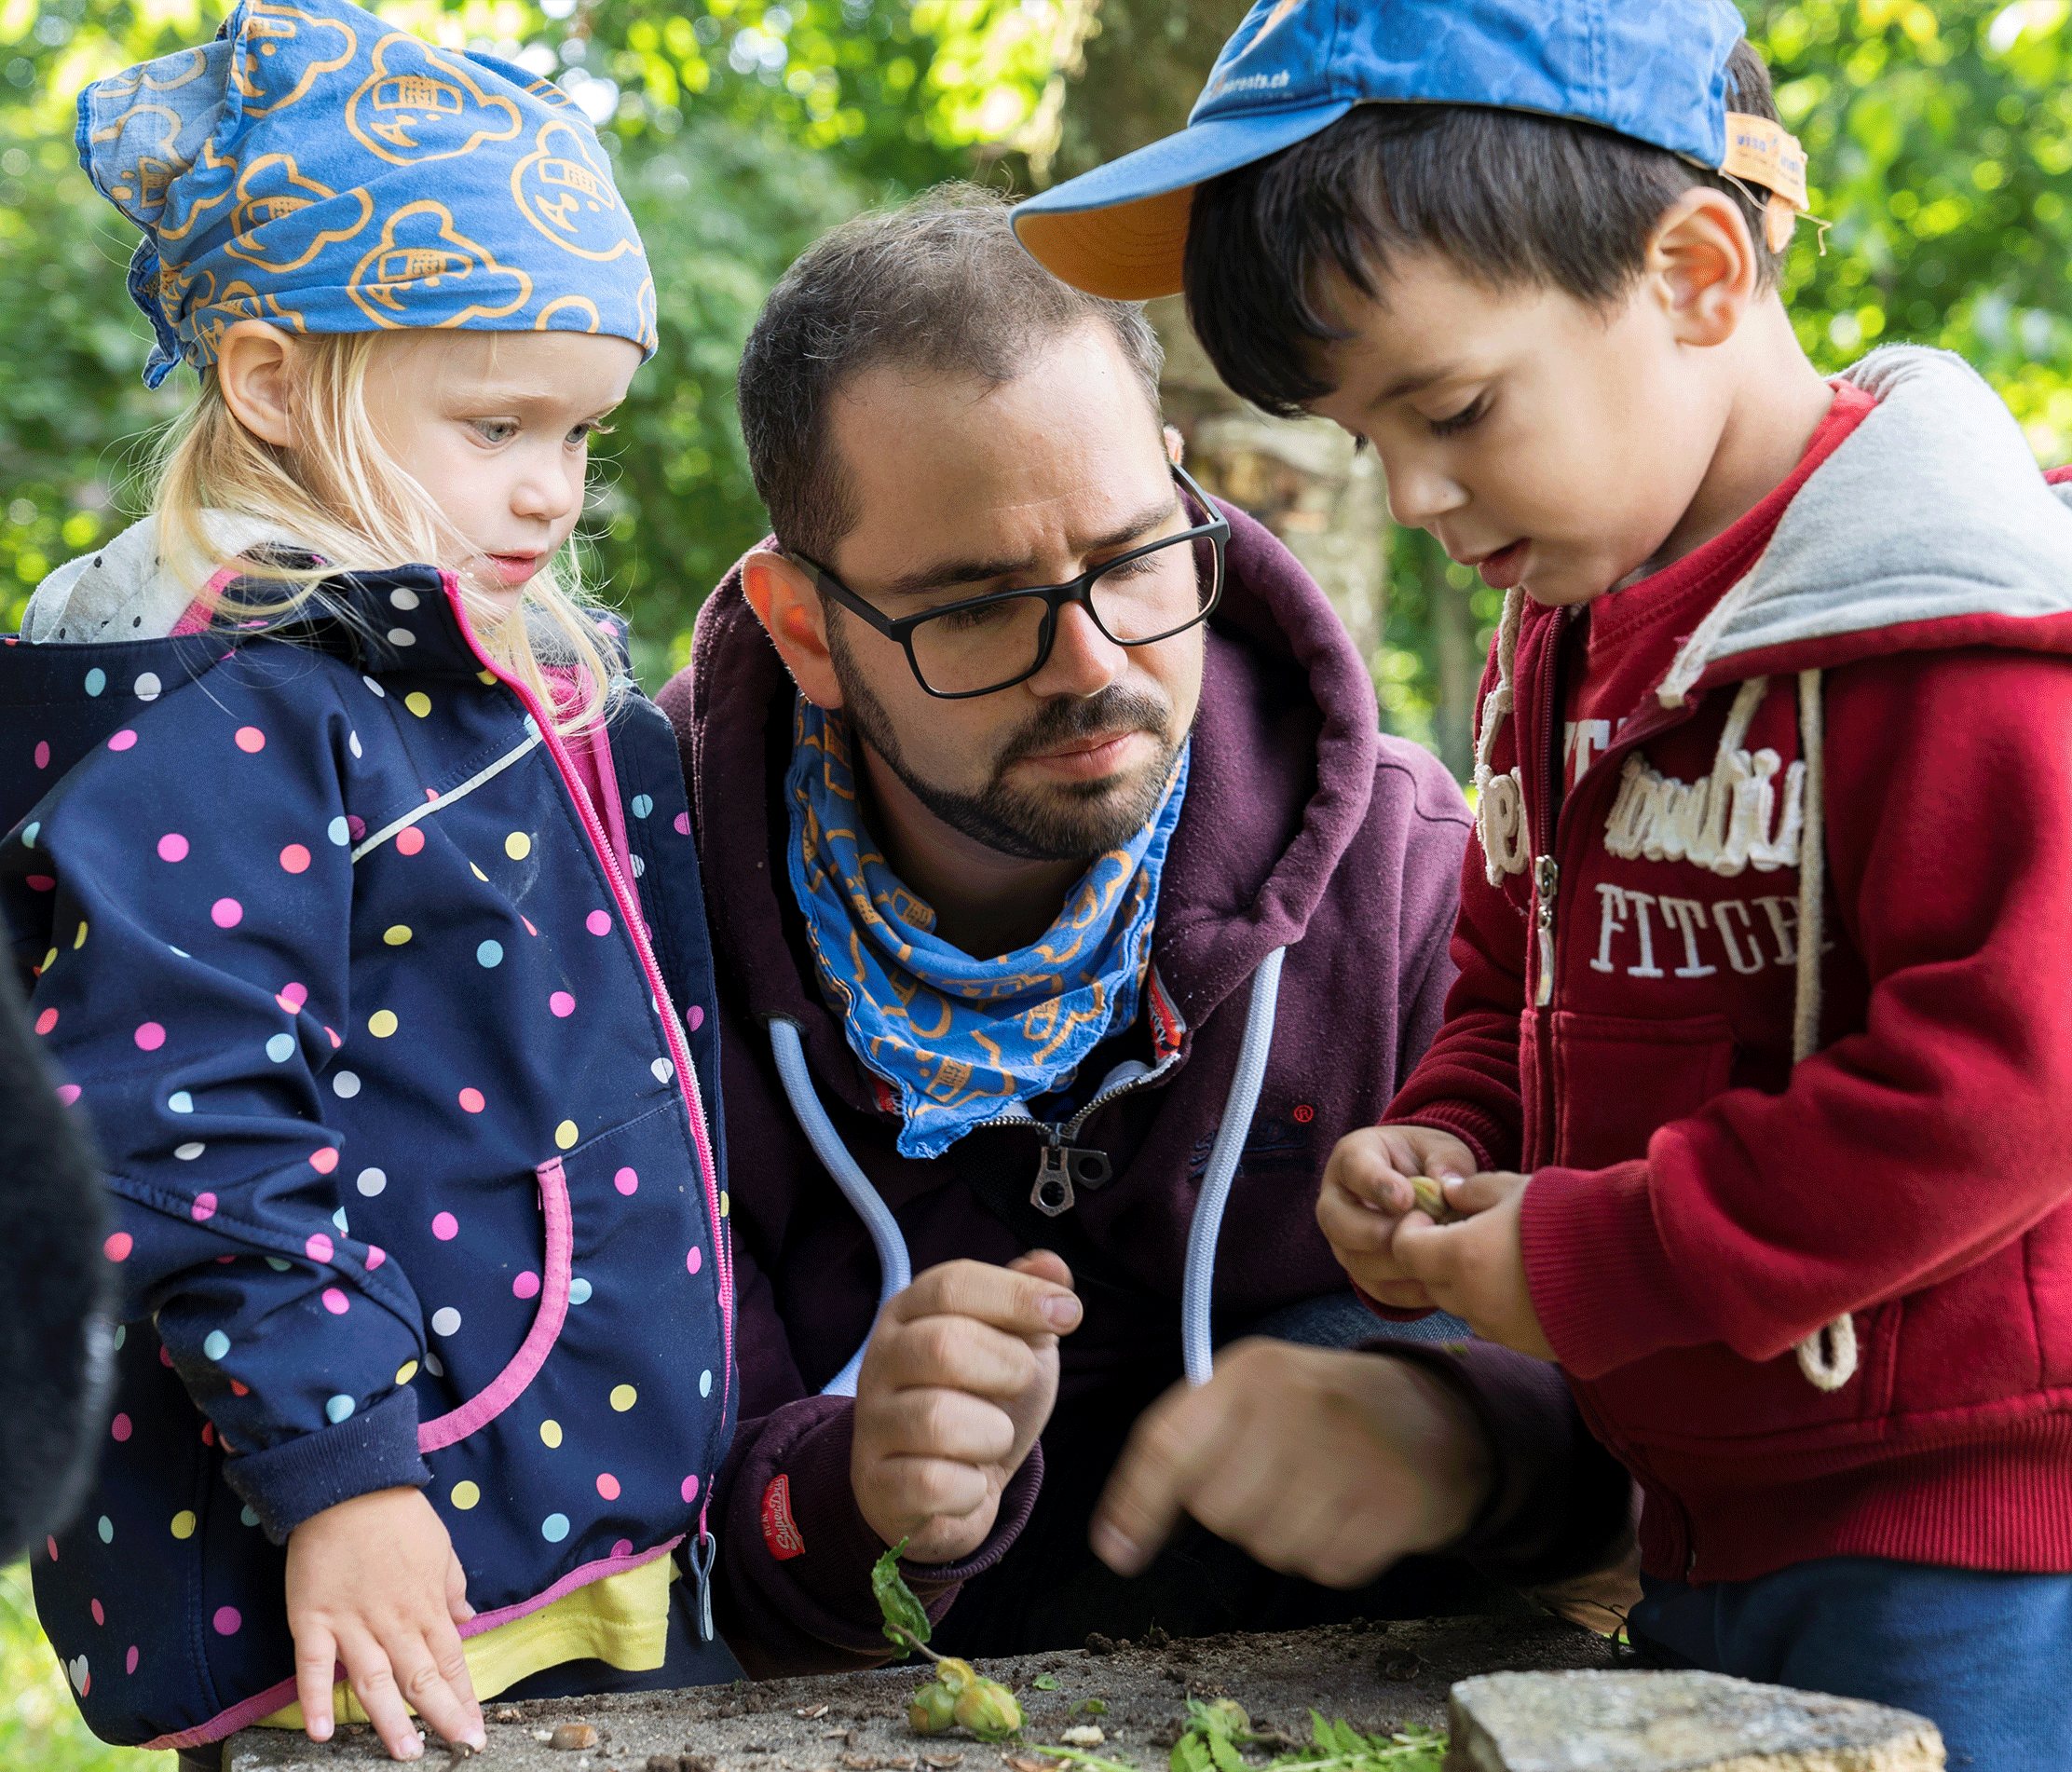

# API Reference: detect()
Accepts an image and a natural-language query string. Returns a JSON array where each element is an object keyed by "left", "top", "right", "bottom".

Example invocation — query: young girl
[{"left": 3, "top": 3, "right": 738, "bottom": 1760}]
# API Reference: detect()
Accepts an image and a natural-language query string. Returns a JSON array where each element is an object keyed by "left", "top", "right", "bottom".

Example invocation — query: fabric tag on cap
[{"left": 1722, "top": 112, "right": 1811, "bottom": 256}]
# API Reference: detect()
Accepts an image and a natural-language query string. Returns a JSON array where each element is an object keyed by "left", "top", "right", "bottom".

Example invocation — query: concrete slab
[
  {"left": 1444, "top": 1669, "right": 1943, "bottom": 1771},
  {"left": 220, "top": 1614, "right": 1610, "bottom": 1771}
]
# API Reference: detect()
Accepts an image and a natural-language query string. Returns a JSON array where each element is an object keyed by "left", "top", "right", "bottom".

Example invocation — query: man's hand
[
  {"left": 283, "top": 1485, "right": 483, "bottom": 1762},
  {"left": 1391, "top": 1171, "right": 1558, "bottom": 1360},
  {"left": 1316, "top": 1125, "right": 1479, "bottom": 1307},
  {"left": 1089, "top": 1339, "right": 1493, "bottom": 1587},
  {"left": 852, "top": 1249, "right": 1079, "bottom": 1563}
]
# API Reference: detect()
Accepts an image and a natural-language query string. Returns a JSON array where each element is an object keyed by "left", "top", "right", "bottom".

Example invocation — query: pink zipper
[{"left": 437, "top": 576, "right": 734, "bottom": 1535}]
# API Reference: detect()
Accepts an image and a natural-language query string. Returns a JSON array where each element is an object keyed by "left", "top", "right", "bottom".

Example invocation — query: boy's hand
[
  {"left": 1089, "top": 1339, "right": 1492, "bottom": 1585},
  {"left": 1316, "top": 1125, "right": 1480, "bottom": 1307},
  {"left": 284, "top": 1485, "right": 483, "bottom": 1763},
  {"left": 1392, "top": 1172, "right": 1558, "bottom": 1360},
  {"left": 852, "top": 1250, "right": 1078, "bottom": 1564}
]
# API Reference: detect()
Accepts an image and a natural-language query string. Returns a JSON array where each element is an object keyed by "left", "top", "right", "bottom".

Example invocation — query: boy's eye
[
  {"left": 472, "top": 419, "right": 519, "bottom": 444},
  {"left": 567, "top": 419, "right": 614, "bottom": 446},
  {"left": 1427, "top": 395, "right": 1489, "bottom": 439}
]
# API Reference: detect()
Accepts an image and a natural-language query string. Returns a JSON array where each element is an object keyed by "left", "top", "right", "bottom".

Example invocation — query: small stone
[
  {"left": 1084, "top": 1633, "right": 1115, "bottom": 1656},
  {"left": 551, "top": 1721, "right": 600, "bottom": 1751},
  {"left": 1060, "top": 1726, "right": 1106, "bottom": 1747},
  {"left": 1143, "top": 1626, "right": 1170, "bottom": 1649},
  {"left": 1446, "top": 1670, "right": 1944, "bottom": 1771},
  {"left": 494, "top": 1708, "right": 524, "bottom": 1724}
]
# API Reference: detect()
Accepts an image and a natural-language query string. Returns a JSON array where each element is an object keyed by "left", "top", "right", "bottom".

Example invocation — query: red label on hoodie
[{"left": 760, "top": 1474, "right": 805, "bottom": 1560}]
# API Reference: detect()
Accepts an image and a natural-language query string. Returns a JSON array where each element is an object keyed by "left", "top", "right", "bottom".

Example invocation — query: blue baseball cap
[{"left": 1015, "top": 0, "right": 1802, "bottom": 301}]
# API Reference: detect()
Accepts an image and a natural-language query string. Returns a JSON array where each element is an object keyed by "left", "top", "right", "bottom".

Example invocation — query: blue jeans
[{"left": 1630, "top": 1557, "right": 2072, "bottom": 1772}]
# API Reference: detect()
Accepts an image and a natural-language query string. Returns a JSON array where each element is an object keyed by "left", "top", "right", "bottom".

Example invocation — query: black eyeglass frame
[{"left": 792, "top": 463, "right": 1230, "bottom": 701}]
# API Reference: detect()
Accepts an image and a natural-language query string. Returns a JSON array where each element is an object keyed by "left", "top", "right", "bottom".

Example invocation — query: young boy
[{"left": 1013, "top": 3, "right": 2072, "bottom": 1765}]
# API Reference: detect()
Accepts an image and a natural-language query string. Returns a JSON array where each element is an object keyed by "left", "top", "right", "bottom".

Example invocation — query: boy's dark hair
[
  {"left": 738, "top": 184, "right": 1165, "bottom": 565},
  {"left": 1184, "top": 40, "right": 1782, "bottom": 417}
]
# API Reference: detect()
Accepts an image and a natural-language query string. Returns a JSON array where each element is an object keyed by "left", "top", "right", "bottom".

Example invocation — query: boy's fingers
[
  {"left": 293, "top": 1625, "right": 339, "bottom": 1743},
  {"left": 1006, "top": 1247, "right": 1074, "bottom": 1293},
  {"left": 1443, "top": 1171, "right": 1518, "bottom": 1215},
  {"left": 870, "top": 1313, "right": 1046, "bottom": 1399},
  {"left": 1316, "top": 1184, "right": 1405, "bottom": 1256}
]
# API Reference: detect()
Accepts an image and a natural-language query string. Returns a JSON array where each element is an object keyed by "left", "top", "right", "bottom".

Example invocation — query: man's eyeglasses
[{"left": 792, "top": 463, "right": 1230, "bottom": 700}]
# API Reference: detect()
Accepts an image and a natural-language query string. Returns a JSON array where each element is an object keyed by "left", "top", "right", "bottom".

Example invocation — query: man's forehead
[{"left": 826, "top": 331, "right": 1170, "bottom": 575}]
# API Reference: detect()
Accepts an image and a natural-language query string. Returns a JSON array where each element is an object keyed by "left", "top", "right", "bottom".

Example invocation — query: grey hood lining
[{"left": 1656, "top": 346, "right": 2072, "bottom": 706}]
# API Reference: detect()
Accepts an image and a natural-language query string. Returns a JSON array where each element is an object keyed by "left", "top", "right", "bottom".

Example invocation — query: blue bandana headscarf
[
  {"left": 76, "top": 0, "right": 656, "bottom": 388},
  {"left": 786, "top": 701, "right": 1190, "bottom": 1160}
]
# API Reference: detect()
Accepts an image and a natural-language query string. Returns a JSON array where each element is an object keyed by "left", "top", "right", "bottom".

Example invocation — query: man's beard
[{"left": 825, "top": 618, "right": 1184, "bottom": 864}]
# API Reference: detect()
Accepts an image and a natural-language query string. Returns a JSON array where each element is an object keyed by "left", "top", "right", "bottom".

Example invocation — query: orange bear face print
[{"left": 345, "top": 34, "right": 522, "bottom": 165}]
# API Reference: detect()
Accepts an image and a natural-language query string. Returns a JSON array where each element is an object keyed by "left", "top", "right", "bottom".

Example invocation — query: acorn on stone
[{"left": 908, "top": 1682, "right": 957, "bottom": 1735}]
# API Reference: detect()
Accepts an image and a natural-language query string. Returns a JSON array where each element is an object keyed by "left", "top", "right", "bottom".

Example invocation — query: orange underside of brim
[{"left": 1014, "top": 184, "right": 1198, "bottom": 302}]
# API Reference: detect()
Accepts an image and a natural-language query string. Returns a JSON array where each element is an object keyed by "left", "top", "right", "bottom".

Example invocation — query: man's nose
[{"left": 1027, "top": 598, "right": 1127, "bottom": 699}]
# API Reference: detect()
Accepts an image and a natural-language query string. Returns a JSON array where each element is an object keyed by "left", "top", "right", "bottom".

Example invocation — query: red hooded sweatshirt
[{"left": 1388, "top": 346, "right": 2072, "bottom": 1587}]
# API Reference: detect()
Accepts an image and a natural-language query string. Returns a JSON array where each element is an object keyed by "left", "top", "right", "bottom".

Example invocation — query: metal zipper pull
[
  {"left": 1534, "top": 853, "right": 1560, "bottom": 1006},
  {"left": 690, "top": 1524, "right": 717, "bottom": 1643},
  {"left": 1030, "top": 1138, "right": 1112, "bottom": 1217}
]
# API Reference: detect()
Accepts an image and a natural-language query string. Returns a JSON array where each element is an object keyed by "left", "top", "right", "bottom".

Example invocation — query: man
[{"left": 657, "top": 187, "right": 1629, "bottom": 1669}]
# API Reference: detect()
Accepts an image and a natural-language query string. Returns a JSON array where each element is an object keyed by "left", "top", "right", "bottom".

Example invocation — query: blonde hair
[{"left": 151, "top": 330, "right": 620, "bottom": 734}]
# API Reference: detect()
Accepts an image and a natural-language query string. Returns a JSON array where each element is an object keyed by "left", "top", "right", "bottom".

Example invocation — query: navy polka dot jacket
[{"left": 0, "top": 566, "right": 735, "bottom": 1750}]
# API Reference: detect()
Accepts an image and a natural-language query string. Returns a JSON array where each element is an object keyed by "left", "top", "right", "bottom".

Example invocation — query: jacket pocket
[
  {"left": 416, "top": 1157, "right": 573, "bottom": 1452},
  {"left": 1549, "top": 1010, "right": 1736, "bottom": 1172}
]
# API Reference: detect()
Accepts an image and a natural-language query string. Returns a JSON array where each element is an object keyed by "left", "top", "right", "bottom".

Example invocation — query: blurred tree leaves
[{"left": 1, "top": 0, "right": 2067, "bottom": 699}]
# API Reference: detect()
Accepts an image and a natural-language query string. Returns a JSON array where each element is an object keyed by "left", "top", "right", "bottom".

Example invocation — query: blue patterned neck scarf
[{"left": 785, "top": 700, "right": 1190, "bottom": 1160}]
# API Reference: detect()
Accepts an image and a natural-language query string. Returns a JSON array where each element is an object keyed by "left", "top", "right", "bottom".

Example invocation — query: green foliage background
[{"left": 0, "top": 2, "right": 2067, "bottom": 1763}]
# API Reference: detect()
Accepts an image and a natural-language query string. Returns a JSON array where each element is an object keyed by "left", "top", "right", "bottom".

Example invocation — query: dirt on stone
[{"left": 225, "top": 1615, "right": 1613, "bottom": 1772}]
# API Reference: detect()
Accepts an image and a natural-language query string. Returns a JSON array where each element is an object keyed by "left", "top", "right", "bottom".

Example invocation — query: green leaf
[
  {"left": 1171, "top": 1731, "right": 1216, "bottom": 1772},
  {"left": 872, "top": 1537, "right": 932, "bottom": 1657},
  {"left": 1033, "top": 1673, "right": 1061, "bottom": 1691},
  {"left": 1071, "top": 1699, "right": 1109, "bottom": 1718},
  {"left": 1206, "top": 1731, "right": 1246, "bottom": 1772}
]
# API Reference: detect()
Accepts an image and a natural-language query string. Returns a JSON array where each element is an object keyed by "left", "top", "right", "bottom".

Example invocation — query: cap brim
[{"left": 1014, "top": 100, "right": 1353, "bottom": 301}]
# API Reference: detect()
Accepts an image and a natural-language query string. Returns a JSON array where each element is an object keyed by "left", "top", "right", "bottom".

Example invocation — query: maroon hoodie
[{"left": 659, "top": 500, "right": 1626, "bottom": 1673}]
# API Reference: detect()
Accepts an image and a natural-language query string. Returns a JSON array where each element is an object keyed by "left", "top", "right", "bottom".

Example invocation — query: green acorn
[
  {"left": 951, "top": 1677, "right": 1024, "bottom": 1741},
  {"left": 908, "top": 1682, "right": 957, "bottom": 1735}
]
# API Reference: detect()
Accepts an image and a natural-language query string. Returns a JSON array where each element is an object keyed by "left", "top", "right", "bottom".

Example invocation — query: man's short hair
[
  {"left": 1184, "top": 39, "right": 1784, "bottom": 418},
  {"left": 738, "top": 184, "right": 1166, "bottom": 565}
]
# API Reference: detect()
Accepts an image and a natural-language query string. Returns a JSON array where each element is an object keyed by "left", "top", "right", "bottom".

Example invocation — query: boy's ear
[
  {"left": 213, "top": 320, "right": 303, "bottom": 447},
  {"left": 741, "top": 548, "right": 844, "bottom": 710},
  {"left": 1645, "top": 187, "right": 1760, "bottom": 350}
]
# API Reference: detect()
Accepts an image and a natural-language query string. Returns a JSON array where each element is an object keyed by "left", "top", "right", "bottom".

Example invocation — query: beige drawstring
[
  {"left": 1472, "top": 588, "right": 1531, "bottom": 885},
  {"left": 1790, "top": 666, "right": 1858, "bottom": 1390}
]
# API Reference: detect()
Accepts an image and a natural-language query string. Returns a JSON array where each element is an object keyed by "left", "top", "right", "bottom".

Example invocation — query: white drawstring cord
[
  {"left": 770, "top": 1018, "right": 912, "bottom": 1397},
  {"left": 1789, "top": 668, "right": 1858, "bottom": 1390},
  {"left": 1180, "top": 947, "right": 1288, "bottom": 1388}
]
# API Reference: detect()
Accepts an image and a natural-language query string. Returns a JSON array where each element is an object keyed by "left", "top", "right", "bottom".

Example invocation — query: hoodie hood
[
  {"left": 661, "top": 498, "right": 1384, "bottom": 1111},
  {"left": 22, "top": 513, "right": 307, "bottom": 646},
  {"left": 1660, "top": 346, "right": 2072, "bottom": 703}
]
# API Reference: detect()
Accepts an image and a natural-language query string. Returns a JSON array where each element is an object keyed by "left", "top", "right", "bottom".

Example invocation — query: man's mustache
[{"left": 992, "top": 688, "right": 1171, "bottom": 776}]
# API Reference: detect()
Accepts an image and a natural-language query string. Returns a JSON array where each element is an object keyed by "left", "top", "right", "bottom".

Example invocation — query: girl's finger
[
  {"left": 293, "top": 1623, "right": 340, "bottom": 1743},
  {"left": 340, "top": 1636, "right": 422, "bottom": 1762},
  {"left": 444, "top": 1549, "right": 474, "bottom": 1628},
  {"left": 401, "top": 1616, "right": 484, "bottom": 1752}
]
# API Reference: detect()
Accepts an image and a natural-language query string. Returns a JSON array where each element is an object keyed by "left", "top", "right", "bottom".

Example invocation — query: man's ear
[
  {"left": 741, "top": 548, "right": 843, "bottom": 710},
  {"left": 1163, "top": 423, "right": 1186, "bottom": 467},
  {"left": 214, "top": 319, "right": 303, "bottom": 447},
  {"left": 1645, "top": 187, "right": 1759, "bottom": 350}
]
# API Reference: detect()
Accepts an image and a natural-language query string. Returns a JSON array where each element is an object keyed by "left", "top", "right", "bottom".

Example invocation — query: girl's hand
[
  {"left": 1316, "top": 1125, "right": 1480, "bottom": 1307},
  {"left": 284, "top": 1486, "right": 485, "bottom": 1762}
]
